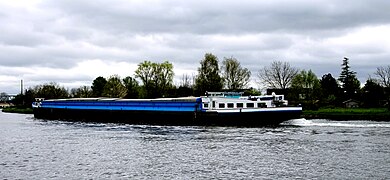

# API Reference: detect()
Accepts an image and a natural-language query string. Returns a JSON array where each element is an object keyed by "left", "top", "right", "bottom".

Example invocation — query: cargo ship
[{"left": 32, "top": 92, "right": 302, "bottom": 126}]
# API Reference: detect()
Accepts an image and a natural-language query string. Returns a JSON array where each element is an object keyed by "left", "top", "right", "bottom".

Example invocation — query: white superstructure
[{"left": 201, "top": 92, "right": 289, "bottom": 111}]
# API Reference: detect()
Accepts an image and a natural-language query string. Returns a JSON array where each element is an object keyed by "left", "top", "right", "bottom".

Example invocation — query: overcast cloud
[{"left": 1, "top": 0, "right": 390, "bottom": 94}]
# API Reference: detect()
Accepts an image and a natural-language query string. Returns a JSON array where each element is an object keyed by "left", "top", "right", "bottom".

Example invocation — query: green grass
[
  {"left": 302, "top": 108, "right": 390, "bottom": 121},
  {"left": 1, "top": 107, "right": 33, "bottom": 114},
  {"left": 304, "top": 108, "right": 388, "bottom": 114}
]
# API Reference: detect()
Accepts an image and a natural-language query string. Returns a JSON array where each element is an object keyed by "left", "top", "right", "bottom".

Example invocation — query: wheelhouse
[{"left": 201, "top": 92, "right": 288, "bottom": 110}]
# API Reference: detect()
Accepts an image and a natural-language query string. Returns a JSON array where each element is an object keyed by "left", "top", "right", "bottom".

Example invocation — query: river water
[{"left": 1, "top": 112, "right": 389, "bottom": 179}]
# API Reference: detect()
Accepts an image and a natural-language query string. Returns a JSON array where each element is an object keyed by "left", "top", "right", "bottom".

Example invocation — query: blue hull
[
  {"left": 33, "top": 107, "right": 301, "bottom": 127},
  {"left": 32, "top": 98, "right": 302, "bottom": 126}
]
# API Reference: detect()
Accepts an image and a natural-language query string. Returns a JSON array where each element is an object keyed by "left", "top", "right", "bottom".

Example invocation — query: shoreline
[
  {"left": 2, "top": 107, "right": 390, "bottom": 121},
  {"left": 302, "top": 108, "right": 390, "bottom": 121},
  {"left": 301, "top": 114, "right": 390, "bottom": 121},
  {"left": 1, "top": 107, "right": 33, "bottom": 114}
]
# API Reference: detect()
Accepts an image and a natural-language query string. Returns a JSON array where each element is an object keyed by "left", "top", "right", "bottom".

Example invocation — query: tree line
[
  {"left": 258, "top": 57, "right": 390, "bottom": 109},
  {"left": 10, "top": 53, "right": 254, "bottom": 107},
  {"left": 8, "top": 54, "right": 390, "bottom": 110}
]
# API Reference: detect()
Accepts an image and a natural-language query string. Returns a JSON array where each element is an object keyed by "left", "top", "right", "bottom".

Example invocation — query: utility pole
[
  {"left": 21, "top": 79, "right": 25, "bottom": 106},
  {"left": 21, "top": 79, "right": 24, "bottom": 95}
]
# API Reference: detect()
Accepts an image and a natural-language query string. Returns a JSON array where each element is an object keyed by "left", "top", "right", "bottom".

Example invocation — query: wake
[{"left": 282, "top": 118, "right": 390, "bottom": 128}]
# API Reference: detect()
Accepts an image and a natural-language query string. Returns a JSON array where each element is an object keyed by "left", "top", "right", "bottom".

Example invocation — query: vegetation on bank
[
  {"left": 302, "top": 108, "right": 390, "bottom": 121},
  {"left": 2, "top": 106, "right": 33, "bottom": 114},
  {"left": 1, "top": 54, "right": 389, "bottom": 118}
]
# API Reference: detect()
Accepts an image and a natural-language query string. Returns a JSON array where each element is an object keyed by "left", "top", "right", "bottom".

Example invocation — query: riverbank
[
  {"left": 302, "top": 108, "right": 390, "bottom": 121},
  {"left": 2, "top": 106, "right": 390, "bottom": 121},
  {"left": 1, "top": 107, "right": 33, "bottom": 114}
]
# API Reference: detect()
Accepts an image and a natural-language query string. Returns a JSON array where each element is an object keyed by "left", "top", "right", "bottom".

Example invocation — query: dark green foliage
[
  {"left": 243, "top": 88, "right": 261, "bottom": 96},
  {"left": 34, "top": 82, "right": 69, "bottom": 99},
  {"left": 361, "top": 79, "right": 384, "bottom": 107},
  {"left": 11, "top": 83, "right": 68, "bottom": 108},
  {"left": 290, "top": 70, "right": 321, "bottom": 110},
  {"left": 320, "top": 73, "right": 341, "bottom": 106},
  {"left": 123, "top": 76, "right": 140, "bottom": 98},
  {"left": 91, "top": 76, "right": 107, "bottom": 97},
  {"left": 338, "top": 57, "right": 360, "bottom": 100},
  {"left": 338, "top": 57, "right": 355, "bottom": 82},
  {"left": 291, "top": 70, "right": 320, "bottom": 90},
  {"left": 320, "top": 73, "right": 340, "bottom": 97},
  {"left": 176, "top": 86, "right": 193, "bottom": 97},
  {"left": 5, "top": 56, "right": 390, "bottom": 112},
  {"left": 195, "top": 53, "right": 223, "bottom": 95},
  {"left": 2, "top": 107, "right": 33, "bottom": 114},
  {"left": 70, "top": 86, "right": 93, "bottom": 98},
  {"left": 11, "top": 89, "right": 35, "bottom": 108},
  {"left": 103, "top": 75, "right": 127, "bottom": 98}
]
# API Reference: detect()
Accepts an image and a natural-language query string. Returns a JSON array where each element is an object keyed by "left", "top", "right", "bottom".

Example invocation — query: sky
[{"left": 1, "top": 0, "right": 390, "bottom": 94}]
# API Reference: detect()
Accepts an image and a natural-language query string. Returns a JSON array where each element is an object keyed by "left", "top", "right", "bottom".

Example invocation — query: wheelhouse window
[
  {"left": 247, "top": 103, "right": 254, "bottom": 108},
  {"left": 219, "top": 103, "right": 225, "bottom": 108},
  {"left": 237, "top": 103, "right": 244, "bottom": 108},
  {"left": 258, "top": 103, "right": 266, "bottom": 108},
  {"left": 227, "top": 103, "right": 234, "bottom": 108},
  {"left": 203, "top": 103, "right": 209, "bottom": 109}
]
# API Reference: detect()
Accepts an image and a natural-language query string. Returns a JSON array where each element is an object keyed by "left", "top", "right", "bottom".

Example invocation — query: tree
[
  {"left": 374, "top": 65, "right": 390, "bottom": 109},
  {"left": 243, "top": 88, "right": 261, "bottom": 96},
  {"left": 135, "top": 61, "right": 174, "bottom": 98},
  {"left": 123, "top": 76, "right": 140, "bottom": 98},
  {"left": 257, "top": 61, "right": 298, "bottom": 89},
  {"left": 290, "top": 70, "right": 321, "bottom": 109},
  {"left": 34, "top": 82, "right": 69, "bottom": 99},
  {"left": 0, "top": 92, "right": 8, "bottom": 102},
  {"left": 195, "top": 53, "right": 223, "bottom": 95},
  {"left": 320, "top": 73, "right": 341, "bottom": 106},
  {"left": 361, "top": 79, "right": 384, "bottom": 107},
  {"left": 291, "top": 70, "right": 320, "bottom": 90},
  {"left": 338, "top": 57, "right": 360, "bottom": 100},
  {"left": 177, "top": 74, "right": 194, "bottom": 97},
  {"left": 91, "top": 76, "right": 107, "bottom": 97},
  {"left": 11, "top": 89, "right": 36, "bottom": 108},
  {"left": 153, "top": 61, "right": 174, "bottom": 97},
  {"left": 180, "top": 74, "right": 193, "bottom": 88},
  {"left": 103, "top": 75, "right": 127, "bottom": 98},
  {"left": 70, "top": 86, "right": 93, "bottom": 98},
  {"left": 320, "top": 73, "right": 340, "bottom": 98},
  {"left": 374, "top": 65, "right": 390, "bottom": 88},
  {"left": 221, "top": 57, "right": 251, "bottom": 90},
  {"left": 291, "top": 70, "right": 320, "bottom": 89}
]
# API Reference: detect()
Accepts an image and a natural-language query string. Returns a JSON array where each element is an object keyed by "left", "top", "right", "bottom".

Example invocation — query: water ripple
[{"left": 1, "top": 112, "right": 389, "bottom": 179}]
